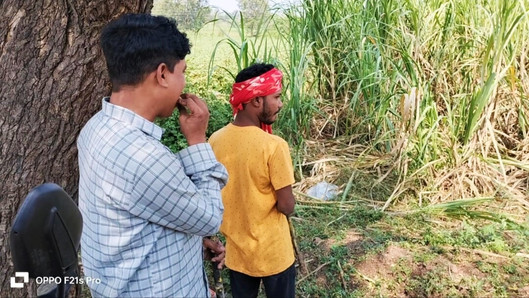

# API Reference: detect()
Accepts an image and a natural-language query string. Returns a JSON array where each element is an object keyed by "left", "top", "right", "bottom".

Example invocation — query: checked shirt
[{"left": 77, "top": 98, "right": 227, "bottom": 297}]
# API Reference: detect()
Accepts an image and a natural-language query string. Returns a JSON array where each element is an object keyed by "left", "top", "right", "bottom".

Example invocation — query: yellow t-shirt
[{"left": 209, "top": 123, "right": 295, "bottom": 277}]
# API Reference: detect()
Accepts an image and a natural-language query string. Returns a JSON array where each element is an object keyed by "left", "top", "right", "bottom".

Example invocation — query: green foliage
[
  {"left": 278, "top": 4, "right": 318, "bottom": 155},
  {"left": 237, "top": 0, "right": 270, "bottom": 35},
  {"left": 421, "top": 219, "right": 528, "bottom": 254},
  {"left": 405, "top": 266, "right": 466, "bottom": 297},
  {"left": 206, "top": 99, "right": 232, "bottom": 136},
  {"left": 152, "top": 0, "right": 211, "bottom": 31},
  {"left": 288, "top": 0, "right": 529, "bottom": 209},
  {"left": 208, "top": 10, "right": 280, "bottom": 76},
  {"left": 462, "top": 0, "right": 529, "bottom": 144},
  {"left": 157, "top": 98, "right": 231, "bottom": 153},
  {"left": 296, "top": 0, "right": 403, "bottom": 140},
  {"left": 157, "top": 114, "right": 188, "bottom": 153}
]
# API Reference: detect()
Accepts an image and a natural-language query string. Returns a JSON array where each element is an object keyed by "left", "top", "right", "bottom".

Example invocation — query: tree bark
[{"left": 0, "top": 0, "right": 153, "bottom": 296}]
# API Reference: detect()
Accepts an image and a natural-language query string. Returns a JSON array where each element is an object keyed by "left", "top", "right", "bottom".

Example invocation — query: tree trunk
[{"left": 0, "top": 1, "right": 153, "bottom": 296}]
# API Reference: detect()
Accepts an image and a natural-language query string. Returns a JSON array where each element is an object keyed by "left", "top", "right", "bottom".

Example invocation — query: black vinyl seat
[{"left": 10, "top": 183, "right": 83, "bottom": 298}]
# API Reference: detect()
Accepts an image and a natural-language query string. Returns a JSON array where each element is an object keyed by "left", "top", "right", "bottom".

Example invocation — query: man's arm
[
  {"left": 125, "top": 144, "right": 227, "bottom": 236},
  {"left": 270, "top": 139, "right": 296, "bottom": 216},
  {"left": 125, "top": 94, "right": 227, "bottom": 236},
  {"left": 276, "top": 185, "right": 295, "bottom": 216}
]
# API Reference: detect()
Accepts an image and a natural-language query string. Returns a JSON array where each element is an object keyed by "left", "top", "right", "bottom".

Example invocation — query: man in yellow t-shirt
[{"left": 209, "top": 63, "right": 296, "bottom": 298}]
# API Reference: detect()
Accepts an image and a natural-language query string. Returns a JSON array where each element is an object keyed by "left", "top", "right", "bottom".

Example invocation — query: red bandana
[{"left": 229, "top": 68, "right": 283, "bottom": 133}]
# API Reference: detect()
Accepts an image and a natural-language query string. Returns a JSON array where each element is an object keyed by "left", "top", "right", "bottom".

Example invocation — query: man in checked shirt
[{"left": 77, "top": 14, "right": 227, "bottom": 297}]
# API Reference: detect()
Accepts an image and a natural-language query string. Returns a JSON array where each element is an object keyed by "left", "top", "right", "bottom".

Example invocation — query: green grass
[
  {"left": 286, "top": 0, "right": 529, "bottom": 208},
  {"left": 291, "top": 200, "right": 529, "bottom": 297}
]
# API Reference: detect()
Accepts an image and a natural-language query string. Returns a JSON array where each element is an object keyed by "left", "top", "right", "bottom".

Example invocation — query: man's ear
[
  {"left": 155, "top": 63, "right": 169, "bottom": 87},
  {"left": 250, "top": 97, "right": 262, "bottom": 107}
]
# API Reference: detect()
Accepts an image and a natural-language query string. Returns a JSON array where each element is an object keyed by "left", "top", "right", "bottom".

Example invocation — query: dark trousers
[{"left": 229, "top": 263, "right": 296, "bottom": 298}]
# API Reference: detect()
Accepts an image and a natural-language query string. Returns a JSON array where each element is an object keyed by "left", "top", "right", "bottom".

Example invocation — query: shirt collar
[{"left": 101, "top": 97, "right": 164, "bottom": 140}]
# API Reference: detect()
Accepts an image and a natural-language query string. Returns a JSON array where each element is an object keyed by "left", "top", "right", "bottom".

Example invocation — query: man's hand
[
  {"left": 203, "top": 237, "right": 225, "bottom": 269},
  {"left": 177, "top": 93, "right": 209, "bottom": 146}
]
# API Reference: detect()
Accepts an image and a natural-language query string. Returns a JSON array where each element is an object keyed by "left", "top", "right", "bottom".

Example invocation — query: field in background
[{"left": 154, "top": 1, "right": 529, "bottom": 297}]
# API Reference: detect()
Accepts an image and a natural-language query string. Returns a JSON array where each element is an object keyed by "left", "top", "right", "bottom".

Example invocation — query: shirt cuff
[{"left": 176, "top": 143, "right": 219, "bottom": 174}]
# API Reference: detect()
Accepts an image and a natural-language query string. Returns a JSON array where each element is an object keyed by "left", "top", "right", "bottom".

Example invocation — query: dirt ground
[{"left": 303, "top": 228, "right": 529, "bottom": 297}]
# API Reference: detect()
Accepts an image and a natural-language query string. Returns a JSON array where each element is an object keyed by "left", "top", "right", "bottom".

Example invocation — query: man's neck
[
  {"left": 233, "top": 112, "right": 260, "bottom": 128},
  {"left": 109, "top": 87, "right": 157, "bottom": 122}
]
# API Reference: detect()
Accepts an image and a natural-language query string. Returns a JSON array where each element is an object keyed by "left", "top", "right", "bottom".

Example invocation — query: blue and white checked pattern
[{"left": 77, "top": 98, "right": 228, "bottom": 297}]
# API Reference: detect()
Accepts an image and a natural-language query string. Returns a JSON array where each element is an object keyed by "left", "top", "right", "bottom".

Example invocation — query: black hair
[
  {"left": 235, "top": 63, "right": 275, "bottom": 83},
  {"left": 100, "top": 13, "right": 191, "bottom": 91}
]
